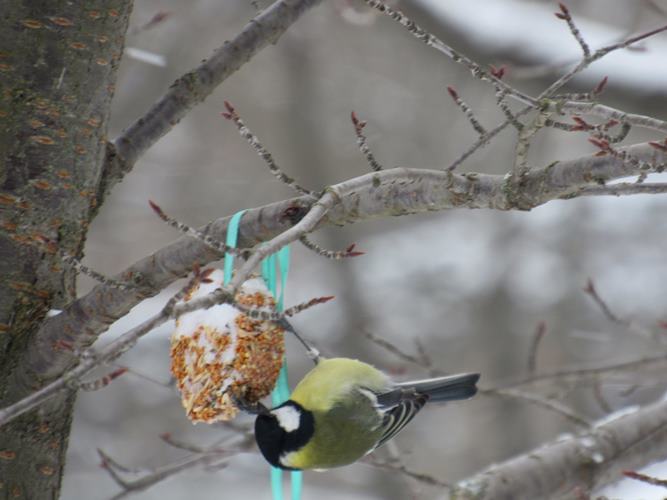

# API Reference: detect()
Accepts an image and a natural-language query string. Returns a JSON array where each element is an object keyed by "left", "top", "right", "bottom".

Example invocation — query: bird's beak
[{"left": 233, "top": 395, "right": 271, "bottom": 416}]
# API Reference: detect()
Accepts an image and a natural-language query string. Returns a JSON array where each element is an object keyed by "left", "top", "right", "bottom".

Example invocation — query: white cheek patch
[{"left": 273, "top": 406, "right": 301, "bottom": 433}]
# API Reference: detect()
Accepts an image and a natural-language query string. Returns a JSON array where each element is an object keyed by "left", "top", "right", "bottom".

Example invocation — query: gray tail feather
[{"left": 398, "top": 373, "right": 480, "bottom": 402}]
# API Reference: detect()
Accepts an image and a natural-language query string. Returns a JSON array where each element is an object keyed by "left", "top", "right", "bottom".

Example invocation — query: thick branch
[
  {"left": 101, "top": 0, "right": 323, "bottom": 197},
  {"left": 450, "top": 398, "right": 667, "bottom": 499},
  {"left": 22, "top": 142, "right": 666, "bottom": 385}
]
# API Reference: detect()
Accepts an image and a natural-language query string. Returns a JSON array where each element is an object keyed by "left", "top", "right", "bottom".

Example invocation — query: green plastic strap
[
  {"left": 265, "top": 246, "right": 301, "bottom": 500},
  {"left": 225, "top": 211, "right": 301, "bottom": 500},
  {"left": 277, "top": 246, "right": 290, "bottom": 310},
  {"left": 223, "top": 210, "right": 246, "bottom": 285}
]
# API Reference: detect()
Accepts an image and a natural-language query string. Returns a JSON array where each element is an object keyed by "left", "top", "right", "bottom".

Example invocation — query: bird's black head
[{"left": 254, "top": 400, "right": 314, "bottom": 470}]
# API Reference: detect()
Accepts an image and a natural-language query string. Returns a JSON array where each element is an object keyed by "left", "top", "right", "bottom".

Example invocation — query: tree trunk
[{"left": 0, "top": 2, "right": 131, "bottom": 498}]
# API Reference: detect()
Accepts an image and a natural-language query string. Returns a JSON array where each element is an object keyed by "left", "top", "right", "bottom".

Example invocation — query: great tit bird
[{"left": 253, "top": 357, "right": 479, "bottom": 470}]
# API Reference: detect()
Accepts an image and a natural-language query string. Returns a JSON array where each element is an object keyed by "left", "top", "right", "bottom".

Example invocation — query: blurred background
[{"left": 62, "top": 0, "right": 667, "bottom": 498}]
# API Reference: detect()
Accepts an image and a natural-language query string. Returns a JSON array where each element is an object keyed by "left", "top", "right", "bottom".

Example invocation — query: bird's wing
[{"left": 372, "top": 389, "right": 428, "bottom": 450}]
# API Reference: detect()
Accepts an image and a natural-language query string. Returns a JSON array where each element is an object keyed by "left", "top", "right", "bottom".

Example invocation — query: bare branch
[
  {"left": 574, "top": 182, "right": 667, "bottom": 197},
  {"left": 79, "top": 368, "right": 128, "bottom": 392},
  {"left": 362, "top": 0, "right": 537, "bottom": 107},
  {"left": 541, "top": 22, "right": 667, "bottom": 97},
  {"left": 560, "top": 102, "right": 667, "bottom": 134},
  {"left": 513, "top": 107, "right": 553, "bottom": 175},
  {"left": 102, "top": 432, "right": 253, "bottom": 499},
  {"left": 283, "top": 296, "right": 335, "bottom": 317},
  {"left": 351, "top": 111, "right": 384, "bottom": 172},
  {"left": 32, "top": 235, "right": 135, "bottom": 290},
  {"left": 506, "top": 354, "right": 667, "bottom": 389},
  {"left": 364, "top": 328, "right": 593, "bottom": 428},
  {"left": 623, "top": 470, "right": 667, "bottom": 488},
  {"left": 364, "top": 330, "right": 429, "bottom": 371},
  {"left": 103, "top": 0, "right": 324, "bottom": 196},
  {"left": 495, "top": 89, "right": 525, "bottom": 132},
  {"left": 160, "top": 433, "right": 234, "bottom": 454},
  {"left": 299, "top": 235, "right": 365, "bottom": 259},
  {"left": 148, "top": 200, "right": 245, "bottom": 257},
  {"left": 584, "top": 279, "right": 628, "bottom": 326},
  {"left": 127, "top": 11, "right": 172, "bottom": 36},
  {"left": 527, "top": 321, "right": 547, "bottom": 375},
  {"left": 483, "top": 388, "right": 592, "bottom": 429},
  {"left": 447, "top": 86, "right": 486, "bottom": 136},
  {"left": 447, "top": 105, "right": 533, "bottom": 171},
  {"left": 0, "top": 270, "right": 209, "bottom": 427},
  {"left": 592, "top": 379, "right": 613, "bottom": 414},
  {"left": 365, "top": 454, "right": 451, "bottom": 488},
  {"left": 451, "top": 398, "right": 667, "bottom": 499},
  {"left": 228, "top": 293, "right": 334, "bottom": 322},
  {"left": 222, "top": 101, "right": 315, "bottom": 196},
  {"left": 228, "top": 190, "right": 339, "bottom": 291},
  {"left": 555, "top": 3, "right": 590, "bottom": 58},
  {"left": 11, "top": 143, "right": 665, "bottom": 421}
]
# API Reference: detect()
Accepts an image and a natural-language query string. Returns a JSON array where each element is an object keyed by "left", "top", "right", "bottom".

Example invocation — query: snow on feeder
[{"left": 170, "top": 269, "right": 284, "bottom": 423}]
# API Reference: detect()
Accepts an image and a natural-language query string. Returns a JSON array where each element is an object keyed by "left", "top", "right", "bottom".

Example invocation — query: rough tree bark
[
  {"left": 0, "top": 1, "right": 324, "bottom": 497},
  {"left": 0, "top": 2, "right": 132, "bottom": 498}
]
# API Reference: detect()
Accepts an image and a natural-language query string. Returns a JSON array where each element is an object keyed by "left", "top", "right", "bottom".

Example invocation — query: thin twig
[
  {"left": 79, "top": 368, "right": 128, "bottom": 392},
  {"left": 100, "top": 434, "right": 254, "bottom": 500},
  {"left": 584, "top": 279, "right": 628, "bottom": 326},
  {"left": 540, "top": 22, "right": 667, "bottom": 98},
  {"left": 222, "top": 101, "right": 315, "bottom": 196},
  {"left": 299, "top": 235, "right": 365, "bottom": 259},
  {"left": 61, "top": 253, "right": 135, "bottom": 290},
  {"left": 527, "top": 321, "right": 547, "bottom": 375},
  {"left": 573, "top": 182, "right": 667, "bottom": 197},
  {"left": 513, "top": 106, "right": 553, "bottom": 175},
  {"left": 231, "top": 294, "right": 334, "bottom": 321},
  {"left": 364, "top": 328, "right": 593, "bottom": 427},
  {"left": 284, "top": 296, "right": 335, "bottom": 317},
  {"left": 555, "top": 3, "right": 590, "bottom": 58},
  {"left": 495, "top": 88, "right": 524, "bottom": 131},
  {"left": 506, "top": 354, "right": 667, "bottom": 388},
  {"left": 446, "top": 105, "right": 533, "bottom": 171},
  {"left": 592, "top": 379, "right": 612, "bottom": 414},
  {"left": 160, "top": 433, "right": 228, "bottom": 454},
  {"left": 623, "top": 470, "right": 667, "bottom": 488},
  {"left": 364, "top": 455, "right": 450, "bottom": 488},
  {"left": 560, "top": 102, "right": 667, "bottom": 134},
  {"left": 148, "top": 200, "right": 244, "bottom": 257},
  {"left": 588, "top": 137, "right": 657, "bottom": 175},
  {"left": 228, "top": 189, "right": 339, "bottom": 291},
  {"left": 364, "top": 330, "right": 429, "bottom": 370},
  {"left": 447, "top": 86, "right": 486, "bottom": 136},
  {"left": 32, "top": 235, "right": 135, "bottom": 290},
  {"left": 113, "top": 364, "right": 173, "bottom": 389},
  {"left": 351, "top": 111, "right": 384, "bottom": 172},
  {"left": 110, "top": 0, "right": 324, "bottom": 174},
  {"left": 482, "top": 388, "right": 592, "bottom": 429},
  {"left": 363, "top": 0, "right": 537, "bottom": 107}
]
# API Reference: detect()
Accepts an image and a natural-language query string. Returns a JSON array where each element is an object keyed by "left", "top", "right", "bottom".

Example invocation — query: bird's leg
[{"left": 277, "top": 318, "right": 321, "bottom": 365}]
